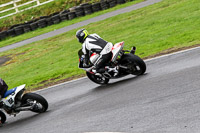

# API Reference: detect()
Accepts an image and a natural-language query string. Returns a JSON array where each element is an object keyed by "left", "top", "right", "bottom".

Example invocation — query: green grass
[
  {"left": 0, "top": 0, "right": 143, "bottom": 48},
  {"left": 0, "top": 0, "right": 200, "bottom": 91}
]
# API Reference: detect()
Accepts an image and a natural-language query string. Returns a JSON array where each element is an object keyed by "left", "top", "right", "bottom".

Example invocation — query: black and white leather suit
[
  {"left": 0, "top": 78, "right": 8, "bottom": 100},
  {"left": 82, "top": 34, "right": 113, "bottom": 73}
]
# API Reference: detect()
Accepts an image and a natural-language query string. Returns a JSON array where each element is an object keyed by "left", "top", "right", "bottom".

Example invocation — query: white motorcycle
[
  {"left": 78, "top": 41, "right": 146, "bottom": 84},
  {"left": 0, "top": 84, "right": 48, "bottom": 124}
]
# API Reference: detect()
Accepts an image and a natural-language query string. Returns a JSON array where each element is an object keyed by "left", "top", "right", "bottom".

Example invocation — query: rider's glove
[
  {"left": 80, "top": 55, "right": 84, "bottom": 62},
  {"left": 80, "top": 55, "right": 89, "bottom": 68},
  {"left": 83, "top": 56, "right": 90, "bottom": 68}
]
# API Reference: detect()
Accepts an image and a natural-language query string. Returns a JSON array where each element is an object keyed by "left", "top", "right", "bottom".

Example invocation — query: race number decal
[{"left": 8, "top": 98, "right": 14, "bottom": 104}]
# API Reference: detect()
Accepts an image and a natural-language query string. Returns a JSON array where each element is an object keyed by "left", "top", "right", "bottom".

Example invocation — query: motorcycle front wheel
[
  {"left": 86, "top": 72, "right": 109, "bottom": 85},
  {"left": 0, "top": 110, "right": 6, "bottom": 124}
]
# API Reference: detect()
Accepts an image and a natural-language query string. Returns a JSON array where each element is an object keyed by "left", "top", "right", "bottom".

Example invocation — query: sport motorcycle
[
  {"left": 0, "top": 84, "right": 48, "bottom": 124},
  {"left": 78, "top": 41, "right": 146, "bottom": 84}
]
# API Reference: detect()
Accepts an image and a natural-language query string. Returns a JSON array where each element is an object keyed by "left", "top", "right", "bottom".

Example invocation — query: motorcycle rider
[
  {"left": 76, "top": 29, "right": 118, "bottom": 74},
  {"left": 0, "top": 78, "right": 8, "bottom": 107}
]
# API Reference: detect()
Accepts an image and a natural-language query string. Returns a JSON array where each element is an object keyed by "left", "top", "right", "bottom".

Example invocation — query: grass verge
[
  {"left": 0, "top": 0, "right": 200, "bottom": 91},
  {"left": 0, "top": 0, "right": 144, "bottom": 48}
]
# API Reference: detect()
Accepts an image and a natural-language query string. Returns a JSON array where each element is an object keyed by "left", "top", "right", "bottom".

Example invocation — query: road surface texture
[
  {"left": 0, "top": 47, "right": 200, "bottom": 133},
  {"left": 0, "top": 0, "right": 162, "bottom": 53}
]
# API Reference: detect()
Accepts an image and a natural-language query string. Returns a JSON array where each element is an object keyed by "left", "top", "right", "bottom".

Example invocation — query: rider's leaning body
[
  {"left": 76, "top": 29, "right": 117, "bottom": 73},
  {"left": 0, "top": 78, "right": 8, "bottom": 101}
]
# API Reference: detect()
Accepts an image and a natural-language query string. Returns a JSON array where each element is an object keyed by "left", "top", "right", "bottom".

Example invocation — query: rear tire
[
  {"left": 22, "top": 93, "right": 48, "bottom": 113},
  {"left": 120, "top": 54, "right": 146, "bottom": 75},
  {"left": 86, "top": 72, "right": 109, "bottom": 85},
  {"left": 0, "top": 110, "right": 6, "bottom": 124}
]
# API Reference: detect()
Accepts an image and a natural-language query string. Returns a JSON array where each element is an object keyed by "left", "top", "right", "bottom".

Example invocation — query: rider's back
[
  {"left": 0, "top": 78, "right": 8, "bottom": 99},
  {"left": 83, "top": 33, "right": 108, "bottom": 53}
]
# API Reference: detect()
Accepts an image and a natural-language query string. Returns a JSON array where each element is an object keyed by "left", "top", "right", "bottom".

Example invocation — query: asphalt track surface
[
  {"left": 0, "top": 47, "right": 200, "bottom": 133},
  {"left": 0, "top": 0, "right": 162, "bottom": 53}
]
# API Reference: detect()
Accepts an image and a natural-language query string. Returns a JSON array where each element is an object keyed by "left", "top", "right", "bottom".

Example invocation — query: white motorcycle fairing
[
  {"left": 89, "top": 41, "right": 124, "bottom": 64},
  {"left": 111, "top": 41, "right": 124, "bottom": 62},
  {"left": 1, "top": 84, "right": 26, "bottom": 108},
  {"left": 90, "top": 53, "right": 100, "bottom": 64}
]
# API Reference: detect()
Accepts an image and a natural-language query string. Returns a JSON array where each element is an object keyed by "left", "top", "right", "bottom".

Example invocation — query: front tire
[
  {"left": 0, "top": 110, "right": 6, "bottom": 124},
  {"left": 21, "top": 93, "right": 48, "bottom": 113},
  {"left": 120, "top": 54, "right": 146, "bottom": 75},
  {"left": 86, "top": 72, "right": 109, "bottom": 85}
]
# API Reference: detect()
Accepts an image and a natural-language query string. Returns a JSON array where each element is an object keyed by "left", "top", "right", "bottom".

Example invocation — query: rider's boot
[
  {"left": 92, "top": 68, "right": 105, "bottom": 76},
  {"left": 113, "top": 66, "right": 119, "bottom": 76}
]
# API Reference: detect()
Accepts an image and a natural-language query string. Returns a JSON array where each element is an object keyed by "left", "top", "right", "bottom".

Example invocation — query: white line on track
[
  {"left": 84, "top": 132, "right": 125, "bottom": 133},
  {"left": 145, "top": 46, "right": 200, "bottom": 62}
]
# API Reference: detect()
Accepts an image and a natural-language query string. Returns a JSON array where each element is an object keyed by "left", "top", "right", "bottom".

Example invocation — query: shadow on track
[
  {"left": 0, "top": 111, "right": 50, "bottom": 128},
  {"left": 93, "top": 73, "right": 148, "bottom": 92}
]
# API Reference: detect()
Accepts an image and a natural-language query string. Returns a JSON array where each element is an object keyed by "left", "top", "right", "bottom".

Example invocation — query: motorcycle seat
[{"left": 3, "top": 87, "right": 17, "bottom": 98}]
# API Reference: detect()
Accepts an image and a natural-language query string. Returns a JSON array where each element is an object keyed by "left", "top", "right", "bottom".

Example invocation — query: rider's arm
[
  {"left": 82, "top": 43, "right": 90, "bottom": 67},
  {"left": 0, "top": 78, "right": 8, "bottom": 100}
]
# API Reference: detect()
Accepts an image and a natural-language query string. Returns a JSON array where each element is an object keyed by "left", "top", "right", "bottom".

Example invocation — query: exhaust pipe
[{"left": 130, "top": 46, "right": 136, "bottom": 55}]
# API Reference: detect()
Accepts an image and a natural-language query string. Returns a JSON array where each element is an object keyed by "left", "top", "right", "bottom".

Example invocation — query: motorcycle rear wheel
[
  {"left": 21, "top": 93, "right": 48, "bottom": 113},
  {"left": 86, "top": 72, "right": 109, "bottom": 85},
  {"left": 0, "top": 110, "right": 6, "bottom": 124},
  {"left": 120, "top": 54, "right": 146, "bottom": 75}
]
